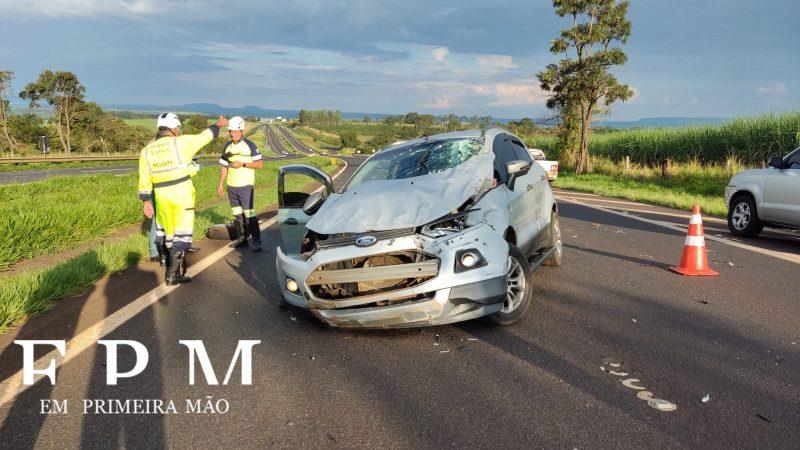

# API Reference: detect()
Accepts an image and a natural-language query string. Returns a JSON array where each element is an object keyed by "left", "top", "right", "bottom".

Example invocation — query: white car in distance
[
  {"left": 528, "top": 148, "right": 558, "bottom": 183},
  {"left": 725, "top": 147, "right": 800, "bottom": 237}
]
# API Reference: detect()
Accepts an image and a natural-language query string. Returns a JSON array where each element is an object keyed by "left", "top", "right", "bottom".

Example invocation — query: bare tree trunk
[
  {"left": 64, "top": 104, "right": 72, "bottom": 154},
  {"left": 0, "top": 104, "right": 18, "bottom": 157},
  {"left": 577, "top": 111, "right": 590, "bottom": 174},
  {"left": 55, "top": 115, "right": 68, "bottom": 154}
]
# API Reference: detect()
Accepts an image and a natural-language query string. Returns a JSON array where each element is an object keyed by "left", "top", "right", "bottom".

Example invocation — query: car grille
[
  {"left": 307, "top": 250, "right": 439, "bottom": 301},
  {"left": 315, "top": 228, "right": 415, "bottom": 249}
]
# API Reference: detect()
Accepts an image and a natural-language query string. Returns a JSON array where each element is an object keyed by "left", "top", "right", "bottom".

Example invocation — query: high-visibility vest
[{"left": 138, "top": 127, "right": 217, "bottom": 200}]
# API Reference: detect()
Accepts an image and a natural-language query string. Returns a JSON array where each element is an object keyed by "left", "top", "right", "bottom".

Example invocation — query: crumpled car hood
[{"left": 307, "top": 153, "right": 495, "bottom": 234}]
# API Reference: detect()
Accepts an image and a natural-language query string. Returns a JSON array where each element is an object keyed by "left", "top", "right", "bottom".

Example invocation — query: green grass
[
  {"left": 0, "top": 157, "right": 329, "bottom": 270},
  {"left": 293, "top": 126, "right": 341, "bottom": 148},
  {"left": 123, "top": 118, "right": 157, "bottom": 131},
  {"left": 553, "top": 160, "right": 730, "bottom": 217},
  {"left": 528, "top": 111, "right": 800, "bottom": 166},
  {"left": 0, "top": 156, "right": 338, "bottom": 331},
  {"left": 0, "top": 159, "right": 138, "bottom": 172}
]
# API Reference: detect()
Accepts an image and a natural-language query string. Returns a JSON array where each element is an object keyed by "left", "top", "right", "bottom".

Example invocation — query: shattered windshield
[{"left": 344, "top": 137, "right": 482, "bottom": 190}]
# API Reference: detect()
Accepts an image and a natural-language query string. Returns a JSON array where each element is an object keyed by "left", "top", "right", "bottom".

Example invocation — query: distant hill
[
  {"left": 598, "top": 117, "right": 728, "bottom": 129},
  {"left": 92, "top": 103, "right": 729, "bottom": 129},
  {"left": 102, "top": 102, "right": 391, "bottom": 121}
]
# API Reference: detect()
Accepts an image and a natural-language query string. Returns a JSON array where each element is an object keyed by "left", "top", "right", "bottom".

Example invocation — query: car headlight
[{"left": 420, "top": 209, "right": 477, "bottom": 238}]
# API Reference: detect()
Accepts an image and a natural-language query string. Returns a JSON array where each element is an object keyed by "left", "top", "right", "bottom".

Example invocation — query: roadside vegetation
[{"left": 0, "top": 156, "right": 337, "bottom": 331}]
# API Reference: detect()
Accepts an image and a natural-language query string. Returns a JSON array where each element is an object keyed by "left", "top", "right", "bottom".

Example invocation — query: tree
[
  {"left": 0, "top": 70, "right": 20, "bottom": 156},
  {"left": 184, "top": 114, "right": 209, "bottom": 134},
  {"left": 8, "top": 113, "right": 46, "bottom": 153},
  {"left": 362, "top": 115, "right": 371, "bottom": 123},
  {"left": 19, "top": 70, "right": 86, "bottom": 154},
  {"left": 537, "top": 0, "right": 634, "bottom": 173},
  {"left": 339, "top": 130, "right": 359, "bottom": 148}
]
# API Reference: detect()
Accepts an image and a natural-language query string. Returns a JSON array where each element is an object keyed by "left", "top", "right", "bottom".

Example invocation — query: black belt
[{"left": 153, "top": 175, "right": 191, "bottom": 189}]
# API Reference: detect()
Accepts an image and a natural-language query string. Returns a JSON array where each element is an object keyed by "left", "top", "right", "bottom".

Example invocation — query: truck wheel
[
  {"left": 728, "top": 195, "right": 763, "bottom": 237},
  {"left": 543, "top": 210, "right": 563, "bottom": 267},
  {"left": 490, "top": 245, "right": 533, "bottom": 326}
]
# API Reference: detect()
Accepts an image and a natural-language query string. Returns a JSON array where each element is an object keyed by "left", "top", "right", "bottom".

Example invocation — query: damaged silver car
[{"left": 275, "top": 128, "right": 562, "bottom": 328}]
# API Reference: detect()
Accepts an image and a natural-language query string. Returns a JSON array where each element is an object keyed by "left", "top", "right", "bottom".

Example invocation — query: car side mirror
[
  {"left": 302, "top": 191, "right": 326, "bottom": 215},
  {"left": 506, "top": 160, "right": 530, "bottom": 190},
  {"left": 768, "top": 156, "right": 785, "bottom": 169}
]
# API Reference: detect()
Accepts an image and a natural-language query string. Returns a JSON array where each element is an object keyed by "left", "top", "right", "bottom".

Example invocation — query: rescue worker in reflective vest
[
  {"left": 217, "top": 116, "right": 264, "bottom": 252},
  {"left": 139, "top": 112, "right": 229, "bottom": 284}
]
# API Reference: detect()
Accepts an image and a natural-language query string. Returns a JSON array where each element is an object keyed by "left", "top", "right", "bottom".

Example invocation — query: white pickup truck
[{"left": 528, "top": 148, "right": 558, "bottom": 183}]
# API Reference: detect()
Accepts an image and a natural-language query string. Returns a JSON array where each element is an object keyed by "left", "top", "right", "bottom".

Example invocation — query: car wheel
[
  {"left": 543, "top": 210, "right": 563, "bottom": 267},
  {"left": 728, "top": 195, "right": 763, "bottom": 237},
  {"left": 490, "top": 245, "right": 533, "bottom": 326}
]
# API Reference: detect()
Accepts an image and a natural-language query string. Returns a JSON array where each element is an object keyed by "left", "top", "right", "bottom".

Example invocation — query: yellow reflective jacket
[
  {"left": 138, "top": 126, "right": 219, "bottom": 200},
  {"left": 219, "top": 138, "right": 262, "bottom": 187}
]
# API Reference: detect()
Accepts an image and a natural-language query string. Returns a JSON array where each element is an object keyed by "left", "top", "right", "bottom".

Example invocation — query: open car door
[{"left": 277, "top": 164, "right": 333, "bottom": 256}]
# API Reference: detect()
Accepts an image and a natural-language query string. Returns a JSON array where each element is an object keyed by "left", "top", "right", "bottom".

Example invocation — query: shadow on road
[
  {"left": 0, "top": 251, "right": 169, "bottom": 448},
  {"left": 79, "top": 253, "right": 166, "bottom": 447}
]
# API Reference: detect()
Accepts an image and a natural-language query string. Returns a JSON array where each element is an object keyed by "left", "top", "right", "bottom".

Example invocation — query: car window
[
  {"left": 492, "top": 134, "right": 517, "bottom": 184},
  {"left": 786, "top": 148, "right": 800, "bottom": 169},
  {"left": 510, "top": 140, "right": 532, "bottom": 164},
  {"left": 344, "top": 137, "right": 482, "bottom": 190}
]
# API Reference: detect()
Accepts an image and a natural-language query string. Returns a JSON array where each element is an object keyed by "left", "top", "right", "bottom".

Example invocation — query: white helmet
[
  {"left": 228, "top": 116, "right": 246, "bottom": 131},
  {"left": 156, "top": 112, "right": 181, "bottom": 129}
]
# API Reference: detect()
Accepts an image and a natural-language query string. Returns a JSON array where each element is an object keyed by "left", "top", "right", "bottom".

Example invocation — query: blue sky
[{"left": 0, "top": 0, "right": 798, "bottom": 120}]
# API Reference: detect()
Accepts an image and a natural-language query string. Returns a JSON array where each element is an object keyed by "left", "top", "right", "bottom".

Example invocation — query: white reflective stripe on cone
[
  {"left": 685, "top": 235, "right": 705, "bottom": 247},
  {"left": 689, "top": 214, "right": 703, "bottom": 224}
]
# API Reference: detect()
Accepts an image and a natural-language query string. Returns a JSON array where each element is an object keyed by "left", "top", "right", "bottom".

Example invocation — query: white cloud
[
  {"left": 489, "top": 82, "right": 546, "bottom": 106},
  {"left": 755, "top": 82, "right": 790, "bottom": 97},
  {"left": 0, "top": 0, "right": 160, "bottom": 17},
  {"left": 432, "top": 95, "right": 453, "bottom": 109},
  {"left": 432, "top": 47, "right": 449, "bottom": 62},
  {"left": 415, "top": 80, "right": 546, "bottom": 109},
  {"left": 475, "top": 54, "right": 518, "bottom": 71}
]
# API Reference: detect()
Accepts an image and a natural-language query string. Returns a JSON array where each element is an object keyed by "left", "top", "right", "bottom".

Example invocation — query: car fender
[{"left": 727, "top": 172, "right": 767, "bottom": 218}]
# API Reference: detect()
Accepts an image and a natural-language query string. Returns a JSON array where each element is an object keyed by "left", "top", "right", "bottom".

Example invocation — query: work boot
[
  {"left": 166, "top": 250, "right": 191, "bottom": 285},
  {"left": 248, "top": 217, "right": 262, "bottom": 252},
  {"left": 155, "top": 241, "right": 169, "bottom": 267},
  {"left": 229, "top": 219, "right": 249, "bottom": 248}
]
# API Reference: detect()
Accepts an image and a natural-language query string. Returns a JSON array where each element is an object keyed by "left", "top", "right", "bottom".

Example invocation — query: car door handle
[
  {"left": 284, "top": 218, "right": 298, "bottom": 225},
  {"left": 539, "top": 175, "right": 546, "bottom": 181},
  {"left": 527, "top": 184, "right": 534, "bottom": 191}
]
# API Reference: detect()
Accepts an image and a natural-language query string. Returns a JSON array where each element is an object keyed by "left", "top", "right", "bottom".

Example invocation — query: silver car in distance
[{"left": 274, "top": 128, "right": 562, "bottom": 328}]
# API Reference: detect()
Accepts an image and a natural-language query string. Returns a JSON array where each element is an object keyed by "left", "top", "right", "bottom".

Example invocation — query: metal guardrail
[{"left": 0, "top": 154, "right": 219, "bottom": 165}]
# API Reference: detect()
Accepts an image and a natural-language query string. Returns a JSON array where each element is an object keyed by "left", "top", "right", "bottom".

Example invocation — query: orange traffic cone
[{"left": 669, "top": 205, "right": 719, "bottom": 276}]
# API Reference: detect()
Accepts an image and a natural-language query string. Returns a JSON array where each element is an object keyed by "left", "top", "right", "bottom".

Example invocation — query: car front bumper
[{"left": 275, "top": 224, "right": 510, "bottom": 328}]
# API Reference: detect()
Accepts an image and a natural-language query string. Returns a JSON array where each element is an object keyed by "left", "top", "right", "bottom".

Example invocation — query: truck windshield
[{"left": 344, "top": 137, "right": 482, "bottom": 190}]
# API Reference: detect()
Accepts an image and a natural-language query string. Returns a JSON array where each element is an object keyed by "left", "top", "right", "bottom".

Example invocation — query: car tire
[
  {"left": 543, "top": 210, "right": 563, "bottom": 267},
  {"left": 490, "top": 245, "right": 533, "bottom": 326},
  {"left": 728, "top": 194, "right": 763, "bottom": 237}
]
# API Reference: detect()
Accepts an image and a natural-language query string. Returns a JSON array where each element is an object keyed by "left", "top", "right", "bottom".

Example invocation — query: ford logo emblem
[{"left": 355, "top": 235, "right": 377, "bottom": 247}]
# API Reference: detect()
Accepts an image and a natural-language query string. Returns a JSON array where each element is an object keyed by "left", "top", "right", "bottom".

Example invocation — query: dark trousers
[{"left": 227, "top": 185, "right": 261, "bottom": 242}]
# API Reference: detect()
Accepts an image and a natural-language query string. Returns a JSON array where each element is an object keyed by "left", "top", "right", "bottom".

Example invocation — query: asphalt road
[
  {"left": 0, "top": 157, "right": 798, "bottom": 448},
  {"left": 265, "top": 124, "right": 293, "bottom": 156},
  {"left": 0, "top": 165, "right": 140, "bottom": 185},
  {"left": 275, "top": 125, "right": 317, "bottom": 154},
  {"left": 0, "top": 154, "right": 300, "bottom": 185}
]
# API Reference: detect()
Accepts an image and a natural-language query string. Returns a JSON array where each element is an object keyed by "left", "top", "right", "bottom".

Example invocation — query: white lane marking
[
  {"left": 559, "top": 196, "right": 800, "bottom": 265},
  {"left": 556, "top": 195, "right": 728, "bottom": 224},
  {"left": 0, "top": 160, "right": 349, "bottom": 407}
]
